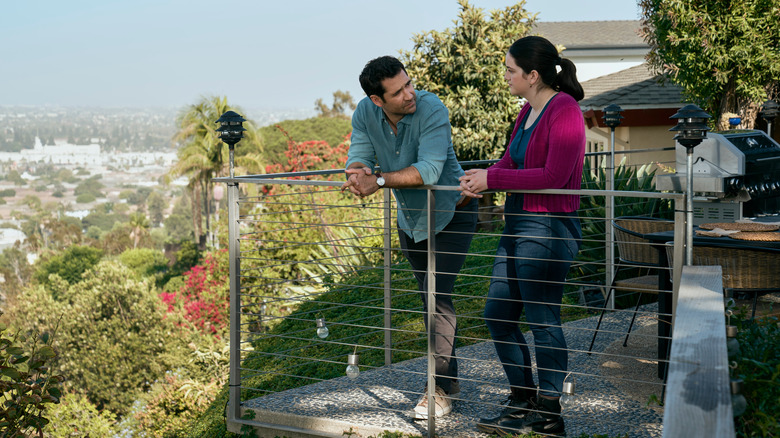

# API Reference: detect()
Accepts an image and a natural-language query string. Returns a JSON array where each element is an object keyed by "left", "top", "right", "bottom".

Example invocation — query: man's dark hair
[{"left": 359, "top": 56, "right": 407, "bottom": 99}]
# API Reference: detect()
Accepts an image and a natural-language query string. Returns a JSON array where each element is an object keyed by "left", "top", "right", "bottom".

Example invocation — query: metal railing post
[
  {"left": 227, "top": 179, "right": 241, "bottom": 424},
  {"left": 606, "top": 131, "right": 616, "bottom": 309},
  {"left": 685, "top": 150, "right": 694, "bottom": 265},
  {"left": 383, "top": 188, "right": 392, "bottom": 366},
  {"left": 426, "top": 188, "right": 437, "bottom": 434}
]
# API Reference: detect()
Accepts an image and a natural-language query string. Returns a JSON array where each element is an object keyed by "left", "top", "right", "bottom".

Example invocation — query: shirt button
[{"left": 396, "top": 151, "right": 400, "bottom": 155}]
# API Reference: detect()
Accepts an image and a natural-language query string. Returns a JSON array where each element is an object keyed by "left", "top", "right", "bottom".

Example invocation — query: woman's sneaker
[
  {"left": 523, "top": 396, "right": 566, "bottom": 437},
  {"left": 475, "top": 394, "right": 535, "bottom": 434},
  {"left": 413, "top": 385, "right": 453, "bottom": 420}
]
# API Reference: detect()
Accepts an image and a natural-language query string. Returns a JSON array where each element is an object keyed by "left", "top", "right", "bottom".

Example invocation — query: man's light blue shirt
[{"left": 346, "top": 90, "right": 464, "bottom": 243}]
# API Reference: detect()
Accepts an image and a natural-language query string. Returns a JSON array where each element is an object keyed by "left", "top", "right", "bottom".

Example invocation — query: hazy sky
[{"left": 1, "top": 0, "right": 641, "bottom": 111}]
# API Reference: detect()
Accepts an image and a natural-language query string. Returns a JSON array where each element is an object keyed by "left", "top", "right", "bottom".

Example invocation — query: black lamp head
[
  {"left": 670, "top": 104, "right": 711, "bottom": 149},
  {"left": 602, "top": 103, "right": 624, "bottom": 129},
  {"left": 760, "top": 99, "right": 779, "bottom": 124},
  {"left": 216, "top": 111, "right": 246, "bottom": 148}
]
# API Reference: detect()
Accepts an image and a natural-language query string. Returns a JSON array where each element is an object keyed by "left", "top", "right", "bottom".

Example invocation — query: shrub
[
  {"left": 131, "top": 371, "right": 223, "bottom": 438},
  {"left": 44, "top": 392, "right": 117, "bottom": 437},
  {"left": 160, "top": 250, "right": 229, "bottom": 336},
  {"left": 0, "top": 314, "right": 64, "bottom": 436},
  {"left": 33, "top": 245, "right": 104, "bottom": 290},
  {"left": 14, "top": 261, "right": 174, "bottom": 417},
  {"left": 119, "top": 247, "right": 170, "bottom": 286},
  {"left": 75, "top": 193, "right": 96, "bottom": 204},
  {"left": 734, "top": 314, "right": 780, "bottom": 437}
]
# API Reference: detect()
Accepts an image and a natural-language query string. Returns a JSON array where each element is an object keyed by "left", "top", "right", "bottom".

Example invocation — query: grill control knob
[{"left": 725, "top": 177, "right": 743, "bottom": 194}]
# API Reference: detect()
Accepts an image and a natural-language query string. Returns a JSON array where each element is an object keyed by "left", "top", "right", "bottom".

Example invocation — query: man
[{"left": 342, "top": 55, "right": 477, "bottom": 420}]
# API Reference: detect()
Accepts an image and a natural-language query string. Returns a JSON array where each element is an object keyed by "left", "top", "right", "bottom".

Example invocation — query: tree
[
  {"left": 13, "top": 261, "right": 173, "bottom": 417},
  {"left": 640, "top": 0, "right": 780, "bottom": 129},
  {"left": 0, "top": 243, "right": 33, "bottom": 308},
  {"left": 168, "top": 96, "right": 263, "bottom": 249},
  {"left": 164, "top": 194, "right": 195, "bottom": 243},
  {"left": 147, "top": 191, "right": 166, "bottom": 227},
  {"left": 44, "top": 392, "right": 117, "bottom": 438},
  {"left": 314, "top": 90, "right": 357, "bottom": 118},
  {"left": 0, "top": 314, "right": 64, "bottom": 437},
  {"left": 257, "top": 117, "right": 352, "bottom": 165},
  {"left": 400, "top": 0, "right": 536, "bottom": 161},
  {"left": 129, "top": 211, "right": 150, "bottom": 249},
  {"left": 33, "top": 245, "right": 104, "bottom": 291}
]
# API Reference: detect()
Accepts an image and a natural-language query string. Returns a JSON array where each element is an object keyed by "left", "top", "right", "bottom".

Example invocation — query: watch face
[{"left": 376, "top": 176, "right": 386, "bottom": 187}]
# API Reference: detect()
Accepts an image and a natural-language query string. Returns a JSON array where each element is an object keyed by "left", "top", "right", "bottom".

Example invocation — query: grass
[{"left": 184, "top": 229, "right": 609, "bottom": 438}]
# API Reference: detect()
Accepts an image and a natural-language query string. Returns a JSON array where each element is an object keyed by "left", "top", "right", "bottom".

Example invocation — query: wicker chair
[
  {"left": 588, "top": 217, "right": 675, "bottom": 352},
  {"left": 666, "top": 243, "right": 780, "bottom": 318}
]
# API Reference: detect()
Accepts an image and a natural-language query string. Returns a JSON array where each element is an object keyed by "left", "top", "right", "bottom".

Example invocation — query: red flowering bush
[
  {"left": 160, "top": 250, "right": 229, "bottom": 336},
  {"left": 263, "top": 126, "right": 350, "bottom": 195}
]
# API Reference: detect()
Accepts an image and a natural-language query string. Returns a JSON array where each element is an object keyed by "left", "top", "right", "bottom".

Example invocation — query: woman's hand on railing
[{"left": 458, "top": 168, "right": 487, "bottom": 198}]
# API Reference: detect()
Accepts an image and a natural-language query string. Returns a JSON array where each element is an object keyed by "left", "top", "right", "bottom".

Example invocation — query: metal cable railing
[{"left": 215, "top": 159, "right": 712, "bottom": 438}]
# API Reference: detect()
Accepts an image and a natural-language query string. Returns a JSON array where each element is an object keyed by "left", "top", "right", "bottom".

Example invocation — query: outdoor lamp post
[
  {"left": 760, "top": 99, "right": 779, "bottom": 137},
  {"left": 670, "top": 104, "right": 710, "bottom": 265},
  {"left": 216, "top": 110, "right": 247, "bottom": 178},
  {"left": 602, "top": 104, "right": 623, "bottom": 310},
  {"left": 218, "top": 110, "right": 246, "bottom": 425},
  {"left": 213, "top": 184, "right": 224, "bottom": 249}
]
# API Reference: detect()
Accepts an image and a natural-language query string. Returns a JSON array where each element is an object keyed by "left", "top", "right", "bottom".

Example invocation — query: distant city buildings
[{"left": 0, "top": 136, "right": 177, "bottom": 168}]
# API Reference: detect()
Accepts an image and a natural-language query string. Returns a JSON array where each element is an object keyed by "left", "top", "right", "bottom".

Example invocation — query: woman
[{"left": 459, "top": 35, "right": 585, "bottom": 437}]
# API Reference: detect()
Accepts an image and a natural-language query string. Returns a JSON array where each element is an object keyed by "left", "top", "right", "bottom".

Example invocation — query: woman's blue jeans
[{"left": 484, "top": 193, "right": 581, "bottom": 397}]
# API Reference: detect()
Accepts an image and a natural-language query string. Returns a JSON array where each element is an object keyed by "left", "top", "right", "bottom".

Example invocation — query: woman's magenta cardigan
[{"left": 486, "top": 92, "right": 586, "bottom": 213}]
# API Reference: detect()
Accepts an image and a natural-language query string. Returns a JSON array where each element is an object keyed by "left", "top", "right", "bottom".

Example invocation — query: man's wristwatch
[{"left": 375, "top": 172, "right": 385, "bottom": 187}]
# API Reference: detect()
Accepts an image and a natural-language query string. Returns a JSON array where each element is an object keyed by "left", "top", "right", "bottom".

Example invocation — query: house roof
[
  {"left": 579, "top": 64, "right": 685, "bottom": 111},
  {"left": 532, "top": 21, "right": 647, "bottom": 56}
]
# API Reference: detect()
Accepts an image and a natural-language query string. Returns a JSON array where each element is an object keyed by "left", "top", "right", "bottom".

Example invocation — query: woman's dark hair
[
  {"left": 359, "top": 56, "right": 407, "bottom": 99},
  {"left": 508, "top": 36, "right": 584, "bottom": 101}
]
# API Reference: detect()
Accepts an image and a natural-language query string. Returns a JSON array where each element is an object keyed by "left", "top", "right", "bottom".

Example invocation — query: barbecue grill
[{"left": 656, "top": 130, "right": 780, "bottom": 224}]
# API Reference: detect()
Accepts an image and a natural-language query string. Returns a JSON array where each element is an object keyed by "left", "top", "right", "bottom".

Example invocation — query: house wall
[{"left": 584, "top": 124, "right": 677, "bottom": 174}]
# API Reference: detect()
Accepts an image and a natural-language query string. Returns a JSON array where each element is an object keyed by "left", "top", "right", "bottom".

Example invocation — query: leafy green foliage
[
  {"left": 574, "top": 158, "right": 674, "bottom": 298},
  {"left": 400, "top": 0, "right": 535, "bottom": 161},
  {"left": 130, "top": 372, "right": 221, "bottom": 438},
  {"left": 147, "top": 191, "right": 167, "bottom": 226},
  {"left": 82, "top": 209, "right": 127, "bottom": 232},
  {"left": 14, "top": 261, "right": 174, "bottom": 417},
  {"left": 0, "top": 244, "right": 33, "bottom": 306},
  {"left": 164, "top": 195, "right": 196, "bottom": 243},
  {"left": 73, "top": 175, "right": 104, "bottom": 199},
  {"left": 314, "top": 90, "right": 356, "bottom": 119},
  {"left": 640, "top": 0, "right": 780, "bottom": 127},
  {"left": 33, "top": 245, "right": 104, "bottom": 290},
  {"left": 0, "top": 315, "right": 64, "bottom": 437},
  {"left": 733, "top": 313, "right": 780, "bottom": 437},
  {"left": 256, "top": 117, "right": 352, "bottom": 167},
  {"left": 168, "top": 240, "right": 202, "bottom": 279},
  {"left": 119, "top": 247, "right": 170, "bottom": 286},
  {"left": 169, "top": 96, "right": 264, "bottom": 246},
  {"left": 44, "top": 392, "right": 117, "bottom": 438}
]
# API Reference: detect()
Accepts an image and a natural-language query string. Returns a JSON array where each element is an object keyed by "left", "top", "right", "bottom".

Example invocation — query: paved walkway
[{"left": 243, "top": 307, "right": 666, "bottom": 438}]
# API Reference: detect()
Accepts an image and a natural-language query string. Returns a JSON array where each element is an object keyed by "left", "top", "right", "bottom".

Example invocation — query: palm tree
[
  {"left": 167, "top": 96, "right": 263, "bottom": 248},
  {"left": 129, "top": 211, "right": 150, "bottom": 249}
]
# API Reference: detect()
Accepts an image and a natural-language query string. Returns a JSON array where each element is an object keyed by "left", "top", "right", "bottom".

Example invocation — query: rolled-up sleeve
[
  {"left": 345, "top": 103, "right": 377, "bottom": 170},
  {"left": 411, "top": 105, "right": 451, "bottom": 185}
]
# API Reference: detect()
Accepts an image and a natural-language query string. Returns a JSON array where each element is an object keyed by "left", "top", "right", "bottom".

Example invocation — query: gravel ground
[{"left": 243, "top": 305, "right": 667, "bottom": 438}]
